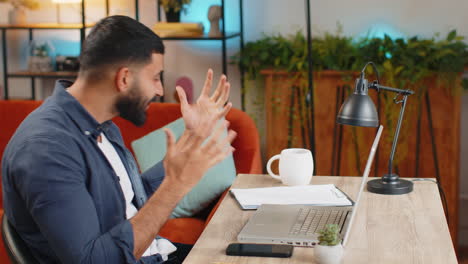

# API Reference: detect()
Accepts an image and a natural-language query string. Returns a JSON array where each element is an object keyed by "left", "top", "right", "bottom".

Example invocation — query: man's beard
[{"left": 115, "top": 82, "right": 153, "bottom": 127}]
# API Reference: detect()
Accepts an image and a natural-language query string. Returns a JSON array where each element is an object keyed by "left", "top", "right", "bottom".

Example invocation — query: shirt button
[{"left": 84, "top": 131, "right": 91, "bottom": 136}]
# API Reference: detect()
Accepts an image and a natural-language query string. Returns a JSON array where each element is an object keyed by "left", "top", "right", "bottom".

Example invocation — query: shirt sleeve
[
  {"left": 9, "top": 136, "right": 163, "bottom": 264},
  {"left": 140, "top": 161, "right": 165, "bottom": 197}
]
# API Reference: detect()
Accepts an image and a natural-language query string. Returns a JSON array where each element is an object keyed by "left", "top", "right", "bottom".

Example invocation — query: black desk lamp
[{"left": 336, "top": 62, "right": 415, "bottom": 195}]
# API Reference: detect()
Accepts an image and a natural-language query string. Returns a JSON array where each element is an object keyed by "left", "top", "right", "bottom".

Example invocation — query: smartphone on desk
[{"left": 226, "top": 243, "right": 293, "bottom": 258}]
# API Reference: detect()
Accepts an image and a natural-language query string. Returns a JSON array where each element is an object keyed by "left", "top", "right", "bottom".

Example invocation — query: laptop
[{"left": 237, "top": 125, "right": 383, "bottom": 247}]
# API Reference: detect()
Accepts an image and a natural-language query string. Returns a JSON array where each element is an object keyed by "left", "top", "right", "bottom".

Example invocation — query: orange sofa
[{"left": 0, "top": 100, "right": 262, "bottom": 263}]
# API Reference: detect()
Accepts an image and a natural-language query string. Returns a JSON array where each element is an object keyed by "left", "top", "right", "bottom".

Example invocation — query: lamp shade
[{"left": 336, "top": 93, "right": 379, "bottom": 127}]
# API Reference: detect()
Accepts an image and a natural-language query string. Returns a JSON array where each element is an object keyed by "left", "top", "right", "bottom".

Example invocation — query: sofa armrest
[
  {"left": 225, "top": 108, "right": 262, "bottom": 175},
  {"left": 204, "top": 109, "right": 262, "bottom": 225}
]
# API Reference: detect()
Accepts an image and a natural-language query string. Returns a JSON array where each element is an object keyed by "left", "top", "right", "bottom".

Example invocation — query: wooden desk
[{"left": 184, "top": 174, "right": 457, "bottom": 264}]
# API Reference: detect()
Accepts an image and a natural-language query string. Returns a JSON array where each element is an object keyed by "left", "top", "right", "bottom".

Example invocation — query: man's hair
[{"left": 79, "top": 15, "right": 164, "bottom": 79}]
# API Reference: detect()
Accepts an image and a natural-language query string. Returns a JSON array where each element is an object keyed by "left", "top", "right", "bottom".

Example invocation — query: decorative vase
[
  {"left": 314, "top": 244, "right": 344, "bottom": 264},
  {"left": 165, "top": 9, "right": 180, "bottom": 22},
  {"left": 207, "top": 5, "right": 222, "bottom": 37},
  {"left": 8, "top": 7, "right": 27, "bottom": 25}
]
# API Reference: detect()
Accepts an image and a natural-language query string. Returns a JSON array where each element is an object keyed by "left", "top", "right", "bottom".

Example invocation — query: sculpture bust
[{"left": 208, "top": 5, "right": 222, "bottom": 37}]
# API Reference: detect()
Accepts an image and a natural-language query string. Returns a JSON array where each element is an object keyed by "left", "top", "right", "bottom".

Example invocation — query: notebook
[
  {"left": 237, "top": 125, "right": 383, "bottom": 247},
  {"left": 230, "top": 184, "right": 353, "bottom": 210}
]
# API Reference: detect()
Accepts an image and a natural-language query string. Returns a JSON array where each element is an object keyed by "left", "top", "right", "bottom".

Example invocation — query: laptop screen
[{"left": 342, "top": 125, "right": 383, "bottom": 246}]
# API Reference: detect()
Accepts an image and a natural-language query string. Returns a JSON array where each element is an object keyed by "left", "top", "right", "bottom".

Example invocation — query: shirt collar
[{"left": 51, "top": 80, "right": 114, "bottom": 140}]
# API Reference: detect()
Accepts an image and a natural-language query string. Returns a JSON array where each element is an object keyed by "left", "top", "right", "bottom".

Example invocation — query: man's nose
[{"left": 156, "top": 83, "right": 164, "bottom": 97}]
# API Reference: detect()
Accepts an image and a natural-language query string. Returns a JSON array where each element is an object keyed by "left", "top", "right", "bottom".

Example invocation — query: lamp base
[{"left": 367, "top": 174, "right": 413, "bottom": 195}]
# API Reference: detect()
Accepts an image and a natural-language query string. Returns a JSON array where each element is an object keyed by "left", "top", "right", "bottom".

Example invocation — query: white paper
[{"left": 230, "top": 184, "right": 353, "bottom": 209}]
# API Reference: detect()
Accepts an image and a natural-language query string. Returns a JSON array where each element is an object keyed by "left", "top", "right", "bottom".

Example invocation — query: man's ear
[{"left": 115, "top": 67, "right": 132, "bottom": 93}]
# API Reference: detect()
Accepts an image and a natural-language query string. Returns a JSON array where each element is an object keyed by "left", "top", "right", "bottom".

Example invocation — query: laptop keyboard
[{"left": 289, "top": 208, "right": 347, "bottom": 236}]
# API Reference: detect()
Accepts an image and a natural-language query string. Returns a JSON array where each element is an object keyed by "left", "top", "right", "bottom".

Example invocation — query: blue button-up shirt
[{"left": 2, "top": 80, "right": 167, "bottom": 263}]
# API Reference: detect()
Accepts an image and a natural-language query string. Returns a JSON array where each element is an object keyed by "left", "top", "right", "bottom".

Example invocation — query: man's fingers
[
  {"left": 217, "top": 102, "right": 232, "bottom": 120},
  {"left": 212, "top": 120, "right": 229, "bottom": 143},
  {"left": 211, "top": 75, "right": 226, "bottom": 102},
  {"left": 204, "top": 123, "right": 237, "bottom": 157},
  {"left": 217, "top": 130, "right": 237, "bottom": 151},
  {"left": 201, "top": 120, "right": 228, "bottom": 153},
  {"left": 176, "top": 86, "right": 189, "bottom": 110},
  {"left": 184, "top": 127, "right": 208, "bottom": 151},
  {"left": 176, "top": 129, "right": 191, "bottom": 148},
  {"left": 225, "top": 129, "right": 237, "bottom": 145},
  {"left": 201, "top": 69, "right": 213, "bottom": 96},
  {"left": 217, "top": 82, "right": 230, "bottom": 106},
  {"left": 164, "top": 128, "right": 176, "bottom": 151},
  {"left": 208, "top": 146, "right": 236, "bottom": 168}
]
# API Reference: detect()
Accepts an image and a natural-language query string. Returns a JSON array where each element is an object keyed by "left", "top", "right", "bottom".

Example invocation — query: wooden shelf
[
  {"left": 8, "top": 71, "right": 78, "bottom": 78},
  {"left": 159, "top": 32, "right": 241, "bottom": 41},
  {"left": 0, "top": 23, "right": 94, "bottom": 30},
  {"left": 3, "top": 96, "right": 35, "bottom": 101}
]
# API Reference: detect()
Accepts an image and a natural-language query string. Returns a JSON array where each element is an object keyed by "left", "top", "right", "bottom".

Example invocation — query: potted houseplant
[
  {"left": 159, "top": 0, "right": 191, "bottom": 22},
  {"left": 314, "top": 224, "right": 344, "bottom": 264},
  {"left": 0, "top": 0, "right": 40, "bottom": 24}
]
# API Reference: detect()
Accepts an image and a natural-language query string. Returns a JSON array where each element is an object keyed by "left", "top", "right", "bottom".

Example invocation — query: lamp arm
[
  {"left": 369, "top": 82, "right": 415, "bottom": 95},
  {"left": 368, "top": 81, "right": 413, "bottom": 178},
  {"left": 387, "top": 95, "right": 408, "bottom": 176}
]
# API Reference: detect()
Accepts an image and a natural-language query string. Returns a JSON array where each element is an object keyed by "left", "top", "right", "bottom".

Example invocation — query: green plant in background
[
  {"left": 159, "top": 0, "right": 191, "bottom": 14},
  {"left": 33, "top": 44, "right": 50, "bottom": 57},
  {"left": 233, "top": 28, "right": 468, "bottom": 171},
  {"left": 317, "top": 224, "right": 342, "bottom": 246},
  {"left": 0, "top": 0, "right": 40, "bottom": 10},
  {"left": 233, "top": 29, "right": 468, "bottom": 89},
  {"left": 463, "top": 79, "right": 468, "bottom": 90}
]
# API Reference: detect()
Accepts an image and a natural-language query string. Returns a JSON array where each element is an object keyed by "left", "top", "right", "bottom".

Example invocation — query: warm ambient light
[
  {"left": 52, "top": 0, "right": 81, "bottom": 3},
  {"left": 53, "top": 0, "right": 82, "bottom": 24}
]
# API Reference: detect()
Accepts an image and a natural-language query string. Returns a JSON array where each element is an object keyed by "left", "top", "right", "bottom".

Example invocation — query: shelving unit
[
  {"left": 0, "top": 0, "right": 140, "bottom": 100},
  {"left": 1, "top": 0, "right": 244, "bottom": 101},
  {"left": 156, "top": 0, "right": 245, "bottom": 106}
]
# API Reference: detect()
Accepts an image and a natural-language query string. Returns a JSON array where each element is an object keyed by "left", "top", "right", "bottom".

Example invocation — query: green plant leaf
[{"left": 447, "top": 30, "right": 457, "bottom": 41}]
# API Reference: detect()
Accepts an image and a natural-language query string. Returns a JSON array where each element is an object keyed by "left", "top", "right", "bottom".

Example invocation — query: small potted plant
[
  {"left": 159, "top": 0, "right": 191, "bottom": 22},
  {"left": 315, "top": 224, "right": 344, "bottom": 264},
  {"left": 0, "top": 0, "right": 40, "bottom": 24}
]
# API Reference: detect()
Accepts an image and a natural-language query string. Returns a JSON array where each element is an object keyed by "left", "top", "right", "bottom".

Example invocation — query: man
[{"left": 1, "top": 15, "right": 236, "bottom": 263}]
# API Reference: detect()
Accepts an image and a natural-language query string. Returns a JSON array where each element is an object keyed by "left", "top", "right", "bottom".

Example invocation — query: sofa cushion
[
  {"left": 113, "top": 103, "right": 262, "bottom": 175},
  {"left": 131, "top": 118, "right": 236, "bottom": 218}
]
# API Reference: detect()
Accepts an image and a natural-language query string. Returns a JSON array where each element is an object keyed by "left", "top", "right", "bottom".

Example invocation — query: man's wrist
[{"left": 156, "top": 177, "right": 188, "bottom": 202}]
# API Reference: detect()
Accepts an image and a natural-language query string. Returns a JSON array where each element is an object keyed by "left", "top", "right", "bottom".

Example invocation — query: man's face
[{"left": 116, "top": 53, "right": 164, "bottom": 126}]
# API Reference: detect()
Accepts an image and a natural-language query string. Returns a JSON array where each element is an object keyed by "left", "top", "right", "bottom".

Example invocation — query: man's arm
[
  {"left": 10, "top": 137, "right": 146, "bottom": 264},
  {"left": 130, "top": 69, "right": 235, "bottom": 259},
  {"left": 130, "top": 122, "right": 236, "bottom": 258},
  {"left": 140, "top": 69, "right": 232, "bottom": 198}
]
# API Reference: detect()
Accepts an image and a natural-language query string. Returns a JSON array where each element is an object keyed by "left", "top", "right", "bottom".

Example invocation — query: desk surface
[{"left": 183, "top": 174, "right": 457, "bottom": 264}]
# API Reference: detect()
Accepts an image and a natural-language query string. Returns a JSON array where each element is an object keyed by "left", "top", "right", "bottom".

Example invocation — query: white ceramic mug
[{"left": 266, "top": 148, "right": 314, "bottom": 186}]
